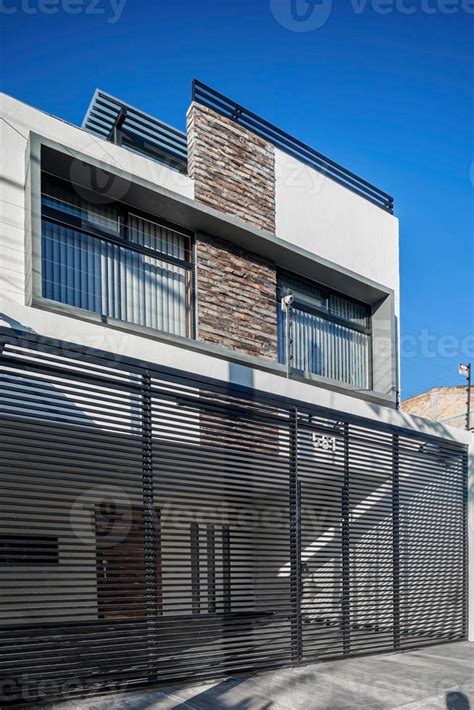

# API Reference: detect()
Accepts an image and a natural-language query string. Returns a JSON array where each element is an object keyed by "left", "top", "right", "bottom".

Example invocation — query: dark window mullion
[{"left": 119, "top": 205, "right": 127, "bottom": 241}]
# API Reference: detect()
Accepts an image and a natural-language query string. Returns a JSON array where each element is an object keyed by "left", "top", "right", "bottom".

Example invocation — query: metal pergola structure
[{"left": 0, "top": 329, "right": 467, "bottom": 705}]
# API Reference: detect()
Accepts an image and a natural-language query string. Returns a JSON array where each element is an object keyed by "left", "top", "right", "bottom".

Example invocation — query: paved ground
[{"left": 49, "top": 642, "right": 473, "bottom": 710}]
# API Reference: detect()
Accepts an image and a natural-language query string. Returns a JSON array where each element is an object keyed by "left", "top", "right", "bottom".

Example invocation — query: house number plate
[{"left": 312, "top": 433, "right": 337, "bottom": 452}]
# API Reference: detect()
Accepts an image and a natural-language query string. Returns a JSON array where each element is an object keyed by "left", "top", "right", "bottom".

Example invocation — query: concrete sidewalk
[{"left": 48, "top": 642, "right": 474, "bottom": 710}]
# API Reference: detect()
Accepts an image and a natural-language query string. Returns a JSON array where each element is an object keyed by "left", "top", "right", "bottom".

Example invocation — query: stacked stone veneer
[
  {"left": 187, "top": 102, "right": 276, "bottom": 234},
  {"left": 195, "top": 234, "right": 277, "bottom": 360},
  {"left": 187, "top": 101, "right": 279, "bottom": 360}
]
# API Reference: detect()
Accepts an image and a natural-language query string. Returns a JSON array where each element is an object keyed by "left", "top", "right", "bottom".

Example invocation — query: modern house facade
[{"left": 0, "top": 82, "right": 472, "bottom": 705}]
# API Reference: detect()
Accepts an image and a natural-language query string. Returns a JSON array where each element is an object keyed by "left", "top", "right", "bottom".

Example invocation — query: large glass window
[
  {"left": 40, "top": 174, "right": 193, "bottom": 338},
  {"left": 277, "top": 274, "right": 372, "bottom": 389}
]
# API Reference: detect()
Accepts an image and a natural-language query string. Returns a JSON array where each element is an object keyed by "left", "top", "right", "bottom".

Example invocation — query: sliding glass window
[
  {"left": 277, "top": 274, "right": 372, "bottom": 389},
  {"left": 40, "top": 174, "right": 193, "bottom": 337}
]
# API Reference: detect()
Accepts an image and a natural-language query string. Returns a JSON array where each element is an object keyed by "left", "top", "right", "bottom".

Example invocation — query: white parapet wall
[{"left": 274, "top": 147, "right": 400, "bottom": 310}]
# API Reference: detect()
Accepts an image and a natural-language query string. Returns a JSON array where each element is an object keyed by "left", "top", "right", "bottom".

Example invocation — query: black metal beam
[
  {"left": 192, "top": 80, "right": 394, "bottom": 214},
  {"left": 342, "top": 423, "right": 351, "bottom": 657},
  {"left": 142, "top": 371, "right": 158, "bottom": 682},
  {"left": 289, "top": 407, "right": 302, "bottom": 663}
]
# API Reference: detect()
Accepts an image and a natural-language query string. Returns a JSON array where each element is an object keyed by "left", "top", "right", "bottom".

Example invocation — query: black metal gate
[{"left": 0, "top": 332, "right": 467, "bottom": 705}]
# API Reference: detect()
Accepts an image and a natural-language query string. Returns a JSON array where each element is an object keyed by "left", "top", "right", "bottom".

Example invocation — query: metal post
[
  {"left": 142, "top": 371, "right": 158, "bottom": 682},
  {"left": 392, "top": 434, "right": 400, "bottom": 649},
  {"left": 289, "top": 407, "right": 302, "bottom": 663},
  {"left": 281, "top": 296, "right": 294, "bottom": 378},
  {"left": 341, "top": 423, "right": 351, "bottom": 657},
  {"left": 286, "top": 310, "right": 291, "bottom": 378},
  {"left": 111, "top": 107, "right": 127, "bottom": 146},
  {"left": 459, "top": 363, "right": 472, "bottom": 431},
  {"left": 467, "top": 366, "right": 472, "bottom": 432}
]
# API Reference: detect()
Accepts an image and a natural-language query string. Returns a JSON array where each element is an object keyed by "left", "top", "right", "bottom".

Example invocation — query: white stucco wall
[{"left": 274, "top": 148, "right": 400, "bottom": 301}]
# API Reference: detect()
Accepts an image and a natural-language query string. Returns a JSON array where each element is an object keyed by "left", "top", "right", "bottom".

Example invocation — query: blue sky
[{"left": 1, "top": 0, "right": 472, "bottom": 398}]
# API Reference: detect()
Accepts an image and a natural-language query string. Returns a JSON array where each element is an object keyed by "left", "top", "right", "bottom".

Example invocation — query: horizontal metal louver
[
  {"left": 82, "top": 89, "right": 188, "bottom": 171},
  {"left": 0, "top": 330, "right": 467, "bottom": 705}
]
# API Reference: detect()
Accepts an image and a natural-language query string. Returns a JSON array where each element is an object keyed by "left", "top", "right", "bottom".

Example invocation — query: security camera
[{"left": 281, "top": 294, "right": 294, "bottom": 310}]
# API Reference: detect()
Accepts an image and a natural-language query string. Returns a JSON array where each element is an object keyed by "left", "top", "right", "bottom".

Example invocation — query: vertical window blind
[
  {"left": 41, "top": 175, "right": 193, "bottom": 338},
  {"left": 278, "top": 274, "right": 371, "bottom": 389}
]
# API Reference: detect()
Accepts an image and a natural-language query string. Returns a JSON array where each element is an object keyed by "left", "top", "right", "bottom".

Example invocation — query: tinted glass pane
[{"left": 40, "top": 174, "right": 192, "bottom": 337}]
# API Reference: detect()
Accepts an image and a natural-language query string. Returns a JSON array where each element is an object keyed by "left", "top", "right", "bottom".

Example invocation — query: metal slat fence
[{"left": 0, "top": 332, "right": 467, "bottom": 705}]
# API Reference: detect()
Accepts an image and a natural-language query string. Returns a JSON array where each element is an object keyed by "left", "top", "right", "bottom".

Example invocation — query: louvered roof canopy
[{"left": 82, "top": 89, "right": 188, "bottom": 172}]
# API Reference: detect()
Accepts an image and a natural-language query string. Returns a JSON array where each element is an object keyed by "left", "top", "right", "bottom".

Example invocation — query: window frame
[
  {"left": 40, "top": 172, "right": 196, "bottom": 339},
  {"left": 277, "top": 270, "right": 374, "bottom": 390}
]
